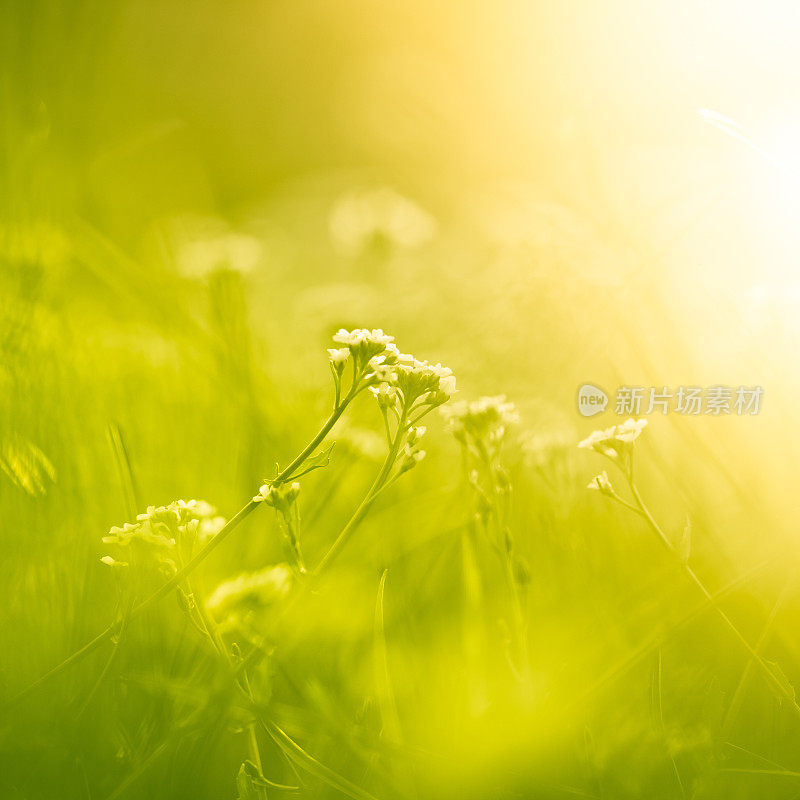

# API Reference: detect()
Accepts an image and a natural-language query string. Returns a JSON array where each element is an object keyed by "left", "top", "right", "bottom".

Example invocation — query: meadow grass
[{"left": 6, "top": 2, "right": 800, "bottom": 799}]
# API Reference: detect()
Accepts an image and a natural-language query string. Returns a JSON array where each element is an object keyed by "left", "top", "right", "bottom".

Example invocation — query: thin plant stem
[
  {"left": 7, "top": 395, "right": 356, "bottom": 709},
  {"left": 626, "top": 475, "right": 800, "bottom": 717},
  {"left": 190, "top": 580, "right": 269, "bottom": 800},
  {"left": 312, "top": 408, "right": 408, "bottom": 576},
  {"left": 472, "top": 439, "right": 532, "bottom": 692}
]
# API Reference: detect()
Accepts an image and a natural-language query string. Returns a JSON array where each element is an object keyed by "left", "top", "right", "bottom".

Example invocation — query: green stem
[
  {"left": 606, "top": 491, "right": 646, "bottom": 517},
  {"left": 627, "top": 477, "right": 800, "bottom": 716},
  {"left": 481, "top": 445, "right": 532, "bottom": 693},
  {"left": 195, "top": 590, "right": 269, "bottom": 800},
  {"left": 7, "top": 396, "right": 355, "bottom": 709},
  {"left": 275, "top": 403, "right": 349, "bottom": 485},
  {"left": 312, "top": 409, "right": 407, "bottom": 576}
]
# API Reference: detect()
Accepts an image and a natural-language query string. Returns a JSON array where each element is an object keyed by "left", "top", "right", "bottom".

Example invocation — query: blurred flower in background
[
  {"left": 329, "top": 186, "right": 436, "bottom": 253},
  {"left": 165, "top": 216, "right": 263, "bottom": 278}
]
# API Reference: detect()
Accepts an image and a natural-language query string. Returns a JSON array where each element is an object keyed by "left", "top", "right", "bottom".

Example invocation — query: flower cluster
[
  {"left": 330, "top": 328, "right": 456, "bottom": 410},
  {"left": 102, "top": 499, "right": 225, "bottom": 570},
  {"left": 578, "top": 418, "right": 647, "bottom": 464},
  {"left": 441, "top": 395, "right": 519, "bottom": 446},
  {"left": 366, "top": 354, "right": 456, "bottom": 412},
  {"left": 330, "top": 328, "right": 397, "bottom": 375},
  {"left": 390, "top": 355, "right": 456, "bottom": 406},
  {"left": 206, "top": 564, "right": 293, "bottom": 621}
]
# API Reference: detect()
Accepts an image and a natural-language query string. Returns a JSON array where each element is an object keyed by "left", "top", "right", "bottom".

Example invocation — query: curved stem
[
  {"left": 475, "top": 438, "right": 532, "bottom": 692},
  {"left": 626, "top": 475, "right": 800, "bottom": 716},
  {"left": 7, "top": 393, "right": 356, "bottom": 709},
  {"left": 275, "top": 403, "right": 348, "bottom": 485},
  {"left": 189, "top": 578, "right": 268, "bottom": 800},
  {"left": 312, "top": 409, "right": 407, "bottom": 576}
]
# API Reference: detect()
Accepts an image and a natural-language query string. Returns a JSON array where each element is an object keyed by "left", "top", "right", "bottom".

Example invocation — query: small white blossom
[
  {"left": 333, "top": 329, "right": 455, "bottom": 409},
  {"left": 392, "top": 358, "right": 456, "bottom": 405},
  {"left": 100, "top": 555, "right": 128, "bottom": 568},
  {"left": 327, "top": 348, "right": 350, "bottom": 373},
  {"left": 102, "top": 499, "right": 225, "bottom": 565},
  {"left": 407, "top": 426, "right": 426, "bottom": 446},
  {"left": 370, "top": 382, "right": 400, "bottom": 409},
  {"left": 333, "top": 328, "right": 394, "bottom": 349},
  {"left": 614, "top": 418, "right": 648, "bottom": 442},
  {"left": 439, "top": 374, "right": 457, "bottom": 397},
  {"left": 587, "top": 471, "right": 615, "bottom": 496},
  {"left": 331, "top": 329, "right": 401, "bottom": 376},
  {"left": 578, "top": 418, "right": 647, "bottom": 458},
  {"left": 366, "top": 355, "right": 397, "bottom": 383},
  {"left": 398, "top": 445, "right": 426, "bottom": 475}
]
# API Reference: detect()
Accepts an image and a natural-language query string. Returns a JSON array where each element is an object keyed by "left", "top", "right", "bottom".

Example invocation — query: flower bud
[
  {"left": 100, "top": 555, "right": 128, "bottom": 568},
  {"left": 407, "top": 425, "right": 426, "bottom": 446},
  {"left": 370, "top": 383, "right": 398, "bottom": 409},
  {"left": 587, "top": 471, "right": 615, "bottom": 497},
  {"left": 398, "top": 446, "right": 426, "bottom": 475},
  {"left": 327, "top": 348, "right": 350, "bottom": 374}
]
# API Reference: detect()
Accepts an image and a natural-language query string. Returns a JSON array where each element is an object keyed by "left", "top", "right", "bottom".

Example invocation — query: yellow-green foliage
[{"left": 4, "top": 3, "right": 800, "bottom": 799}]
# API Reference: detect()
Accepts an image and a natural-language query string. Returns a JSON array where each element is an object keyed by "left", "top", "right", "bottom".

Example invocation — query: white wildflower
[
  {"left": 327, "top": 348, "right": 350, "bottom": 373},
  {"left": 366, "top": 355, "right": 397, "bottom": 384},
  {"left": 369, "top": 382, "right": 400, "bottom": 409},
  {"left": 392, "top": 357, "right": 456, "bottom": 405},
  {"left": 587, "top": 471, "right": 615, "bottom": 496},
  {"left": 407, "top": 426, "right": 426, "bottom": 446},
  {"left": 615, "top": 418, "right": 648, "bottom": 442},
  {"left": 331, "top": 329, "right": 400, "bottom": 377},
  {"left": 332, "top": 327, "right": 394, "bottom": 349},
  {"left": 333, "top": 328, "right": 455, "bottom": 409},
  {"left": 578, "top": 418, "right": 647, "bottom": 459},
  {"left": 102, "top": 499, "right": 225, "bottom": 565}
]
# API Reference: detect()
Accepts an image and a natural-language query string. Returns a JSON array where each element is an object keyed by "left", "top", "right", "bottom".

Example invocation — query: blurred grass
[{"left": 5, "top": 1, "right": 800, "bottom": 798}]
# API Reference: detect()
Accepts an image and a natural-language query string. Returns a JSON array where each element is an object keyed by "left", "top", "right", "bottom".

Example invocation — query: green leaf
[
  {"left": 677, "top": 516, "right": 691, "bottom": 564},
  {"left": 764, "top": 659, "right": 796, "bottom": 706},
  {"left": 236, "top": 762, "right": 260, "bottom": 800},
  {"left": 264, "top": 720, "right": 379, "bottom": 800},
  {"left": 374, "top": 569, "right": 402, "bottom": 744},
  {"left": 237, "top": 759, "right": 299, "bottom": 797},
  {"left": 288, "top": 442, "right": 336, "bottom": 480}
]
